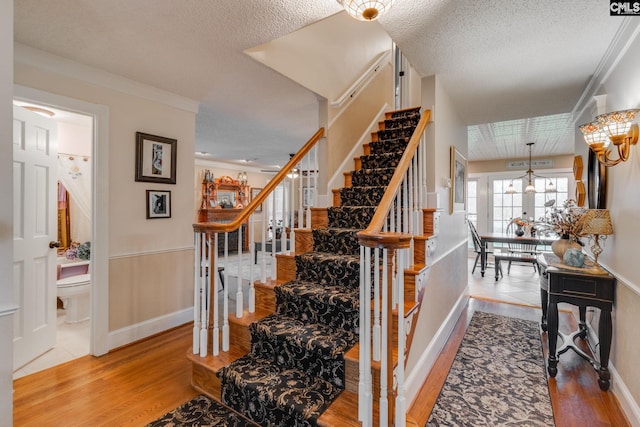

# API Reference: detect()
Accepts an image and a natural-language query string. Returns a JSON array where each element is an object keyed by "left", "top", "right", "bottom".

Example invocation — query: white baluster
[
  {"left": 212, "top": 233, "right": 220, "bottom": 355},
  {"left": 373, "top": 247, "right": 381, "bottom": 361},
  {"left": 395, "top": 249, "right": 407, "bottom": 427},
  {"left": 199, "top": 233, "right": 209, "bottom": 357},
  {"left": 236, "top": 226, "right": 243, "bottom": 318},
  {"left": 193, "top": 232, "right": 201, "bottom": 354},
  {"left": 248, "top": 219, "right": 255, "bottom": 313},
  {"left": 358, "top": 245, "right": 373, "bottom": 426},
  {"left": 261, "top": 205, "right": 267, "bottom": 283},
  {"left": 379, "top": 248, "right": 388, "bottom": 427},
  {"left": 222, "top": 233, "right": 229, "bottom": 352}
]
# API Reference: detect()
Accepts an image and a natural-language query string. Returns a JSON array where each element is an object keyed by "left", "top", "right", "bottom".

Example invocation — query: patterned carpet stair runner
[{"left": 217, "top": 107, "right": 421, "bottom": 426}]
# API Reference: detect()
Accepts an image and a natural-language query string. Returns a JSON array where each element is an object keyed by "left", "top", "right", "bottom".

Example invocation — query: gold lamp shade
[
  {"left": 579, "top": 209, "right": 614, "bottom": 236},
  {"left": 578, "top": 209, "right": 613, "bottom": 266}
]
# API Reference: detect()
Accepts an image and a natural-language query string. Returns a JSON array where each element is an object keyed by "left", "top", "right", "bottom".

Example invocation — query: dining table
[{"left": 478, "top": 232, "right": 557, "bottom": 277}]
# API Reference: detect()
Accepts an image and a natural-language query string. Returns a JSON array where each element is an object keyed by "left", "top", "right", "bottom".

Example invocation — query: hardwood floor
[
  {"left": 13, "top": 256, "right": 630, "bottom": 426},
  {"left": 13, "top": 325, "right": 198, "bottom": 426},
  {"left": 408, "top": 298, "right": 630, "bottom": 427}
]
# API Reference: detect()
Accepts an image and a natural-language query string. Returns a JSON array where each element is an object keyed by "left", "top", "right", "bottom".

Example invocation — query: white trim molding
[
  {"left": 107, "top": 308, "right": 193, "bottom": 351},
  {"left": 0, "top": 305, "right": 19, "bottom": 318},
  {"left": 404, "top": 289, "right": 470, "bottom": 403},
  {"left": 610, "top": 363, "right": 640, "bottom": 427}
]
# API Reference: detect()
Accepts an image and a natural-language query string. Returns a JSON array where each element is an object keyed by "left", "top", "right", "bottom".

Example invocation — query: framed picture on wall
[
  {"left": 135, "top": 132, "right": 177, "bottom": 184},
  {"left": 146, "top": 190, "right": 171, "bottom": 219},
  {"left": 251, "top": 188, "right": 263, "bottom": 213},
  {"left": 450, "top": 146, "right": 467, "bottom": 214}
]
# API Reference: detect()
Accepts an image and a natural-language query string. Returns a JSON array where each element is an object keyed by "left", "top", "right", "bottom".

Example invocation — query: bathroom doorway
[{"left": 12, "top": 97, "right": 98, "bottom": 378}]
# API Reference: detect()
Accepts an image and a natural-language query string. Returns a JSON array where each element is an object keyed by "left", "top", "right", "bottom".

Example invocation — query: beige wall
[
  {"left": 14, "top": 58, "right": 197, "bottom": 334},
  {"left": 469, "top": 154, "right": 574, "bottom": 174},
  {"left": 575, "top": 30, "right": 640, "bottom": 410},
  {"left": 1, "top": 0, "right": 14, "bottom": 423},
  {"left": 325, "top": 63, "right": 394, "bottom": 189},
  {"left": 406, "top": 75, "right": 468, "bottom": 373}
]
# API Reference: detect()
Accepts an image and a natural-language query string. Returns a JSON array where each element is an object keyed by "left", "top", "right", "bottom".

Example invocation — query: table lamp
[{"left": 579, "top": 209, "right": 614, "bottom": 267}]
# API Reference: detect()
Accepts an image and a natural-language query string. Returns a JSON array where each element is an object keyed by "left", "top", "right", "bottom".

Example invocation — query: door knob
[{"left": 49, "top": 241, "right": 61, "bottom": 249}]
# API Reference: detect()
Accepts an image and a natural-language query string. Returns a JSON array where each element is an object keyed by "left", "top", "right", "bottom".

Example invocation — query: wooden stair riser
[
  {"left": 343, "top": 171, "right": 352, "bottom": 187},
  {"left": 295, "top": 228, "right": 314, "bottom": 254},
  {"left": 275, "top": 253, "right": 296, "bottom": 281},
  {"left": 332, "top": 188, "right": 341, "bottom": 207},
  {"left": 423, "top": 208, "right": 437, "bottom": 236},
  {"left": 192, "top": 361, "right": 222, "bottom": 398},
  {"left": 310, "top": 208, "right": 328, "bottom": 229},
  {"left": 353, "top": 157, "right": 362, "bottom": 170},
  {"left": 255, "top": 282, "right": 276, "bottom": 313}
]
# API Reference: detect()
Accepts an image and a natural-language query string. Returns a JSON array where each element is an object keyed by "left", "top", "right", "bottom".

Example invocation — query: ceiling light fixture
[
  {"left": 338, "top": 0, "right": 394, "bottom": 21},
  {"left": 579, "top": 108, "right": 639, "bottom": 167},
  {"left": 505, "top": 142, "right": 556, "bottom": 194}
]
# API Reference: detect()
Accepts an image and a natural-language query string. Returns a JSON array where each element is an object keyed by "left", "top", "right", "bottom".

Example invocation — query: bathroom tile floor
[{"left": 12, "top": 309, "right": 90, "bottom": 379}]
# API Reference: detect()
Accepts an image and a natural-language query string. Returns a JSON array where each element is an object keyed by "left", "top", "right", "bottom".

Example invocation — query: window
[
  {"left": 489, "top": 175, "right": 571, "bottom": 233},
  {"left": 467, "top": 179, "right": 478, "bottom": 227},
  {"left": 533, "top": 177, "right": 569, "bottom": 222},
  {"left": 492, "top": 179, "right": 523, "bottom": 233}
]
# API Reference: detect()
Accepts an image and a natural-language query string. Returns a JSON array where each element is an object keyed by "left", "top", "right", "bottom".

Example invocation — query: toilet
[{"left": 57, "top": 260, "right": 91, "bottom": 323}]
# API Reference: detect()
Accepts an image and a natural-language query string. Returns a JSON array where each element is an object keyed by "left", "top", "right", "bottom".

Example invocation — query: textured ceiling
[{"left": 13, "top": 0, "right": 631, "bottom": 165}]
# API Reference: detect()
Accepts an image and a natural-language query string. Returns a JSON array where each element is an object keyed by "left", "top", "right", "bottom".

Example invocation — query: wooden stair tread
[{"left": 187, "top": 343, "right": 247, "bottom": 372}]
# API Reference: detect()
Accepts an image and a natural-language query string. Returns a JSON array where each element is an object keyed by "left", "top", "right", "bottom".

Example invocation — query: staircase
[{"left": 189, "top": 107, "right": 438, "bottom": 426}]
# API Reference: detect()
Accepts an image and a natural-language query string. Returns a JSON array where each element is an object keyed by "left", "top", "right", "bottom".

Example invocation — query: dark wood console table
[{"left": 538, "top": 253, "right": 615, "bottom": 391}]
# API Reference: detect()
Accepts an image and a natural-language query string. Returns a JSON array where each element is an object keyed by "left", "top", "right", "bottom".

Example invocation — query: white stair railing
[
  {"left": 192, "top": 129, "right": 324, "bottom": 358},
  {"left": 357, "top": 110, "right": 431, "bottom": 427}
]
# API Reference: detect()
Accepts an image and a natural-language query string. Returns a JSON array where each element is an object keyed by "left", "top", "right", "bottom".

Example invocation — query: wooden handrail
[
  {"left": 193, "top": 128, "right": 325, "bottom": 233},
  {"left": 357, "top": 110, "right": 431, "bottom": 248}
]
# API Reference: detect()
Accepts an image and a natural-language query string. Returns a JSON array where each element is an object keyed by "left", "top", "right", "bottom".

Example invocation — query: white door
[{"left": 13, "top": 105, "right": 58, "bottom": 370}]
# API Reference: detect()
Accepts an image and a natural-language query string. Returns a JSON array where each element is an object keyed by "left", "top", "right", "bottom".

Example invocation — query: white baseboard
[
  {"left": 610, "top": 362, "right": 640, "bottom": 426},
  {"left": 583, "top": 314, "right": 640, "bottom": 426},
  {"left": 404, "top": 289, "right": 470, "bottom": 403},
  {"left": 107, "top": 307, "right": 193, "bottom": 351}
]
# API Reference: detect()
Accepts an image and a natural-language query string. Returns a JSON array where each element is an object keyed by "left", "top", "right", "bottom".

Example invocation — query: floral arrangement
[
  {"left": 511, "top": 216, "right": 532, "bottom": 227},
  {"left": 536, "top": 199, "right": 586, "bottom": 240},
  {"left": 65, "top": 241, "right": 91, "bottom": 260}
]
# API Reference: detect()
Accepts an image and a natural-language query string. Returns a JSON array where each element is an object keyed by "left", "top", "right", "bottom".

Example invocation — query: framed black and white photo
[
  {"left": 135, "top": 132, "right": 177, "bottom": 184},
  {"left": 450, "top": 146, "right": 467, "bottom": 214},
  {"left": 146, "top": 190, "right": 171, "bottom": 219}
]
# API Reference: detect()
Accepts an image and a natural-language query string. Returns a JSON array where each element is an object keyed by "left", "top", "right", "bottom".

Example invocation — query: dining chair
[
  {"left": 468, "top": 221, "right": 494, "bottom": 275},
  {"left": 505, "top": 242, "right": 539, "bottom": 273}
]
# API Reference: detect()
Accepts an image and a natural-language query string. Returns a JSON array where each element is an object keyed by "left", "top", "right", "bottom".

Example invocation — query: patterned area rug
[
  {"left": 426, "top": 311, "right": 555, "bottom": 426},
  {"left": 146, "top": 394, "right": 257, "bottom": 427}
]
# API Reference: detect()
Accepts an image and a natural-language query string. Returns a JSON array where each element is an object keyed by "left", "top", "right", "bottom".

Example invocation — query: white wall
[
  {"left": 574, "top": 27, "right": 640, "bottom": 422},
  {"left": 0, "top": 0, "right": 14, "bottom": 424},
  {"left": 405, "top": 75, "right": 468, "bottom": 381}
]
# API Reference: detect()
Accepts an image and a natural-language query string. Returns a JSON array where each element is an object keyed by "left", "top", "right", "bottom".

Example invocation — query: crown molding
[
  {"left": 14, "top": 43, "right": 200, "bottom": 113},
  {"left": 572, "top": 18, "right": 640, "bottom": 120}
]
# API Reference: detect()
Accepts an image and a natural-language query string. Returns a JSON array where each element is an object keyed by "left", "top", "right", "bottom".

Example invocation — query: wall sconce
[{"left": 579, "top": 109, "right": 639, "bottom": 167}]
